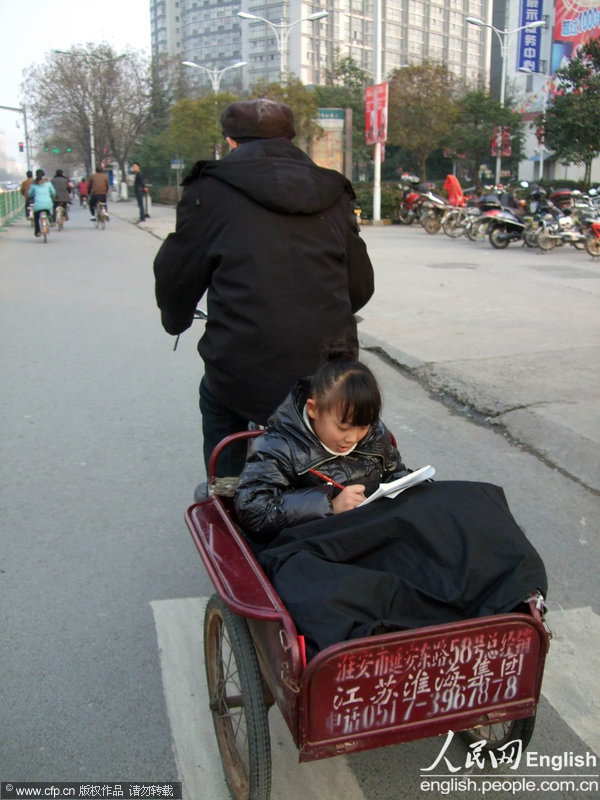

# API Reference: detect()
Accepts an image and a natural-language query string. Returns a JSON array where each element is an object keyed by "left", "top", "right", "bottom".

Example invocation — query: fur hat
[{"left": 221, "top": 98, "right": 296, "bottom": 141}]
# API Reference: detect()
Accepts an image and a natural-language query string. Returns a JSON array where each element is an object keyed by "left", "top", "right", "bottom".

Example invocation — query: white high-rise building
[{"left": 150, "top": 0, "right": 492, "bottom": 91}]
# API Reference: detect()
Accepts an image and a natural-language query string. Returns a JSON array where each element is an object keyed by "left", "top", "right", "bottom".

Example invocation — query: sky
[{"left": 0, "top": 0, "right": 151, "bottom": 176}]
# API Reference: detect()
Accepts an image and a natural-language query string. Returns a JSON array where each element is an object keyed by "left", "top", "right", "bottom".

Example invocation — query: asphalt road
[{"left": 1, "top": 205, "right": 598, "bottom": 799}]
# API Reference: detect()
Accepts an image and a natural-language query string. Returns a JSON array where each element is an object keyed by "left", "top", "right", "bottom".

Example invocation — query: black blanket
[{"left": 257, "top": 481, "right": 547, "bottom": 658}]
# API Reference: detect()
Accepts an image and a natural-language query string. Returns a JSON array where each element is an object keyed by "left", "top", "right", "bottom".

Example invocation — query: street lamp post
[
  {"left": 466, "top": 16, "right": 545, "bottom": 185},
  {"left": 238, "top": 10, "right": 328, "bottom": 83},
  {"left": 373, "top": 0, "right": 383, "bottom": 222},
  {"left": 0, "top": 104, "right": 32, "bottom": 171},
  {"left": 181, "top": 60, "right": 247, "bottom": 93}
]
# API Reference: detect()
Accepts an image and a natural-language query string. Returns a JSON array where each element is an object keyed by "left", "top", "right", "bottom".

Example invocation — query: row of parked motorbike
[{"left": 395, "top": 177, "right": 600, "bottom": 257}]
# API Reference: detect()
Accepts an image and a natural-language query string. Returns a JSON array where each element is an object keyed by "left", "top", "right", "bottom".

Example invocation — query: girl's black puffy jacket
[{"left": 234, "top": 379, "right": 409, "bottom": 540}]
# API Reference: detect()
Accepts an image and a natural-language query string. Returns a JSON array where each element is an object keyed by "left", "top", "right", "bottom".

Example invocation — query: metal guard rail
[{"left": 0, "top": 190, "right": 24, "bottom": 229}]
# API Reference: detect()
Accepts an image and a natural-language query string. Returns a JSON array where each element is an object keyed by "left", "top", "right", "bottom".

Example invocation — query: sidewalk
[{"left": 116, "top": 200, "right": 600, "bottom": 493}]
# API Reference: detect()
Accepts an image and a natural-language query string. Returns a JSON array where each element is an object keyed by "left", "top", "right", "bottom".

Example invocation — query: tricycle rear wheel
[
  {"left": 458, "top": 714, "right": 536, "bottom": 760},
  {"left": 204, "top": 594, "right": 272, "bottom": 800}
]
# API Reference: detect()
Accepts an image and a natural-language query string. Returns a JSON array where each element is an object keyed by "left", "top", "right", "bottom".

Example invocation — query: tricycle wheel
[
  {"left": 204, "top": 594, "right": 272, "bottom": 800},
  {"left": 458, "top": 714, "right": 536, "bottom": 759}
]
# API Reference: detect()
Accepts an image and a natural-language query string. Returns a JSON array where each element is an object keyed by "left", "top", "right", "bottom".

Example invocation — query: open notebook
[{"left": 358, "top": 465, "right": 436, "bottom": 507}]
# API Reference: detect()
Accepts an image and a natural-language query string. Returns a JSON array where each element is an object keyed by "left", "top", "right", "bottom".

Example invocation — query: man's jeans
[
  {"left": 135, "top": 191, "right": 145, "bottom": 221},
  {"left": 199, "top": 377, "right": 253, "bottom": 477},
  {"left": 89, "top": 193, "right": 107, "bottom": 217}
]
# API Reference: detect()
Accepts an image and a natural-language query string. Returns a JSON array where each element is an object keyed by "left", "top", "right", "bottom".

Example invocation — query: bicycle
[
  {"left": 27, "top": 204, "right": 34, "bottom": 227},
  {"left": 55, "top": 204, "right": 66, "bottom": 232},
  {"left": 39, "top": 211, "right": 50, "bottom": 243},
  {"left": 95, "top": 202, "right": 109, "bottom": 230}
]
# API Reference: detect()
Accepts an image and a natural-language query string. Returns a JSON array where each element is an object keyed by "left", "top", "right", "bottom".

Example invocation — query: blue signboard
[{"left": 518, "top": 0, "right": 544, "bottom": 72}]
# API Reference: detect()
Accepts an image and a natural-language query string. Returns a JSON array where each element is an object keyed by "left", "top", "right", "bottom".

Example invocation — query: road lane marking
[
  {"left": 541, "top": 606, "right": 600, "bottom": 755},
  {"left": 151, "top": 597, "right": 366, "bottom": 800}
]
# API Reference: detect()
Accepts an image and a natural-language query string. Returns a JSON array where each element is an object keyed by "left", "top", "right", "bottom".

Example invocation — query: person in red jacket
[{"left": 78, "top": 178, "right": 89, "bottom": 206}]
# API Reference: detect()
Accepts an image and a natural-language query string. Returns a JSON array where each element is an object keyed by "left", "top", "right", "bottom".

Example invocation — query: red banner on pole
[
  {"left": 491, "top": 126, "right": 511, "bottom": 157},
  {"left": 364, "top": 82, "right": 389, "bottom": 145}
]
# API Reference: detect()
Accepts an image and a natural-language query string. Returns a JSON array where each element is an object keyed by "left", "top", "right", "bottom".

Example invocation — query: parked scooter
[{"left": 486, "top": 181, "right": 530, "bottom": 248}]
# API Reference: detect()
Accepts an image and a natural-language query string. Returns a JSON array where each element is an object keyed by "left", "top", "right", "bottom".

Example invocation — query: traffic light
[
  {"left": 65, "top": 146, "right": 73, "bottom": 153},
  {"left": 44, "top": 143, "right": 49, "bottom": 151},
  {"left": 18, "top": 141, "right": 24, "bottom": 152},
  {"left": 51, "top": 147, "right": 61, "bottom": 154}
]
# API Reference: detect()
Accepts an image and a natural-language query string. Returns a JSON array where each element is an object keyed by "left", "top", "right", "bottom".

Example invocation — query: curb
[
  {"left": 109, "top": 205, "right": 170, "bottom": 241},
  {"left": 360, "top": 331, "right": 599, "bottom": 495}
]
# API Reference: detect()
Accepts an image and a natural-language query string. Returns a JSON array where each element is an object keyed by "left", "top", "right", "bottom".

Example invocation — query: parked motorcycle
[{"left": 395, "top": 175, "right": 425, "bottom": 225}]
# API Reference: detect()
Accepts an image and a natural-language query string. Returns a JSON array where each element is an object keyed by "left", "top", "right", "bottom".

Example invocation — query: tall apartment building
[{"left": 150, "top": 0, "right": 492, "bottom": 92}]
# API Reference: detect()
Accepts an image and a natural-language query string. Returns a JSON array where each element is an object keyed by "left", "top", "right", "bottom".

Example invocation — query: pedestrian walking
[
  {"left": 131, "top": 162, "right": 148, "bottom": 223},
  {"left": 153, "top": 98, "right": 374, "bottom": 496},
  {"left": 88, "top": 167, "right": 110, "bottom": 220}
]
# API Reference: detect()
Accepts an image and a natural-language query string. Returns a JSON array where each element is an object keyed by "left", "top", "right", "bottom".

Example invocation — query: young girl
[
  {"left": 234, "top": 356, "right": 547, "bottom": 659},
  {"left": 234, "top": 356, "right": 409, "bottom": 540}
]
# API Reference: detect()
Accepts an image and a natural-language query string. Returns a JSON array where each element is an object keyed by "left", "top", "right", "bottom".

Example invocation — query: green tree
[
  {"left": 542, "top": 36, "right": 600, "bottom": 185},
  {"left": 167, "top": 92, "right": 239, "bottom": 163},
  {"left": 129, "top": 130, "right": 173, "bottom": 188},
  {"left": 446, "top": 90, "right": 524, "bottom": 184},
  {"left": 387, "top": 63, "right": 459, "bottom": 179},
  {"left": 249, "top": 77, "right": 321, "bottom": 145},
  {"left": 147, "top": 57, "right": 171, "bottom": 134}
]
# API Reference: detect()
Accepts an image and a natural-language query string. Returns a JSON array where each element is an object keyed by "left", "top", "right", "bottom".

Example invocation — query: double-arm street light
[
  {"left": 181, "top": 60, "right": 247, "bottom": 160},
  {"left": 181, "top": 60, "right": 247, "bottom": 92},
  {"left": 466, "top": 16, "right": 546, "bottom": 184},
  {"left": 238, "top": 10, "right": 328, "bottom": 82}
]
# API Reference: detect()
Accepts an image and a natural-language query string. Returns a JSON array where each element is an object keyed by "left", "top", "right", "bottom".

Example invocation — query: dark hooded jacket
[
  {"left": 234, "top": 378, "right": 409, "bottom": 540},
  {"left": 51, "top": 175, "right": 70, "bottom": 203},
  {"left": 153, "top": 138, "right": 374, "bottom": 424}
]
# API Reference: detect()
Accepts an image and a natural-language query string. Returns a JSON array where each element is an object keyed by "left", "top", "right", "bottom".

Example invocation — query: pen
[{"left": 308, "top": 468, "right": 346, "bottom": 491}]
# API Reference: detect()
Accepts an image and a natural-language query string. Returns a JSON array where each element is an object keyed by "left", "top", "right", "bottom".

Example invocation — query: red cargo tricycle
[{"left": 186, "top": 431, "right": 551, "bottom": 800}]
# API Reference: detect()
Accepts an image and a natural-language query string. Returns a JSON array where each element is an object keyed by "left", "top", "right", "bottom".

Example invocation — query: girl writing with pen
[{"left": 234, "top": 352, "right": 411, "bottom": 541}]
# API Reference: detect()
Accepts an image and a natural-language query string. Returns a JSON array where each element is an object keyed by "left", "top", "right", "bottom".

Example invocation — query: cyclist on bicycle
[
  {"left": 78, "top": 177, "right": 89, "bottom": 206},
  {"left": 51, "top": 169, "right": 70, "bottom": 222},
  {"left": 20, "top": 170, "right": 34, "bottom": 218},
  {"left": 28, "top": 169, "right": 56, "bottom": 237},
  {"left": 88, "top": 167, "right": 110, "bottom": 221}
]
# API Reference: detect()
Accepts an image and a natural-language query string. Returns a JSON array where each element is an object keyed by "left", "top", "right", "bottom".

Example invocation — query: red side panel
[{"left": 298, "top": 614, "right": 547, "bottom": 762}]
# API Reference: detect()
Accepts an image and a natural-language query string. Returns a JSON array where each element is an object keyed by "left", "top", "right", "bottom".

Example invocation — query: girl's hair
[
  {"left": 310, "top": 352, "right": 381, "bottom": 426},
  {"left": 35, "top": 169, "right": 45, "bottom": 183}
]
